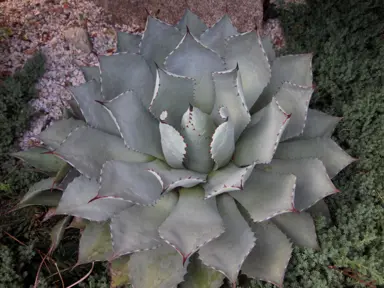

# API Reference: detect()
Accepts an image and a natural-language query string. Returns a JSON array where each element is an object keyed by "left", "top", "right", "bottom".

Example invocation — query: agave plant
[{"left": 13, "top": 9, "right": 355, "bottom": 288}]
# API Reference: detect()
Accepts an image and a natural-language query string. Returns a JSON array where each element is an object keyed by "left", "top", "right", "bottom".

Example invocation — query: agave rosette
[{"left": 14, "top": 10, "right": 355, "bottom": 288}]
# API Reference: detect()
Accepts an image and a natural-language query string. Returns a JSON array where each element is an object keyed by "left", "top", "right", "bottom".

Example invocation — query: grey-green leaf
[
  {"left": 275, "top": 82, "right": 313, "bottom": 141},
  {"left": 103, "top": 90, "right": 164, "bottom": 159},
  {"left": 180, "top": 253, "right": 225, "bottom": 288},
  {"left": 203, "top": 162, "right": 255, "bottom": 199},
  {"left": 258, "top": 159, "right": 338, "bottom": 211},
  {"left": 298, "top": 108, "right": 341, "bottom": 139},
  {"left": 140, "top": 16, "right": 183, "bottom": 69},
  {"left": 307, "top": 199, "right": 331, "bottom": 222},
  {"left": 158, "top": 187, "right": 224, "bottom": 262},
  {"left": 110, "top": 255, "right": 130, "bottom": 288},
  {"left": 165, "top": 32, "right": 225, "bottom": 113},
  {"left": 199, "top": 194, "right": 255, "bottom": 284},
  {"left": 128, "top": 243, "right": 187, "bottom": 288},
  {"left": 18, "top": 177, "right": 62, "bottom": 208},
  {"left": 176, "top": 9, "right": 207, "bottom": 37},
  {"left": 110, "top": 192, "right": 178, "bottom": 257},
  {"left": 254, "top": 54, "right": 313, "bottom": 112},
  {"left": 211, "top": 67, "right": 251, "bottom": 140},
  {"left": 261, "top": 35, "right": 276, "bottom": 63},
  {"left": 230, "top": 169, "right": 296, "bottom": 222},
  {"left": 233, "top": 98, "right": 290, "bottom": 166},
  {"left": 38, "top": 118, "right": 84, "bottom": 150},
  {"left": 159, "top": 121, "right": 186, "bottom": 169},
  {"left": 150, "top": 67, "right": 195, "bottom": 131},
  {"left": 78, "top": 221, "right": 113, "bottom": 264},
  {"left": 274, "top": 137, "right": 355, "bottom": 178},
  {"left": 99, "top": 53, "right": 155, "bottom": 104},
  {"left": 241, "top": 221, "right": 292, "bottom": 287},
  {"left": 55, "top": 125, "right": 153, "bottom": 179},
  {"left": 180, "top": 106, "right": 215, "bottom": 173},
  {"left": 224, "top": 31, "right": 271, "bottom": 109},
  {"left": 272, "top": 211, "right": 319, "bottom": 250},
  {"left": 56, "top": 176, "right": 133, "bottom": 221},
  {"left": 116, "top": 31, "right": 141, "bottom": 53},
  {"left": 80, "top": 66, "right": 100, "bottom": 82},
  {"left": 200, "top": 15, "right": 238, "bottom": 57},
  {"left": 11, "top": 147, "right": 65, "bottom": 175},
  {"left": 210, "top": 118, "right": 235, "bottom": 170},
  {"left": 69, "top": 80, "right": 120, "bottom": 136},
  {"left": 98, "top": 160, "right": 163, "bottom": 205},
  {"left": 50, "top": 216, "right": 71, "bottom": 252}
]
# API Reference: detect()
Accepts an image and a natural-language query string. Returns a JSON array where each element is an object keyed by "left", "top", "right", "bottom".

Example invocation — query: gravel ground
[{"left": 0, "top": 0, "right": 290, "bottom": 150}]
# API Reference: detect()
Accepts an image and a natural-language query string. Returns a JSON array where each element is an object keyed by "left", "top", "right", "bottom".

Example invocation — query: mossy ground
[{"left": 1, "top": 0, "right": 383, "bottom": 286}]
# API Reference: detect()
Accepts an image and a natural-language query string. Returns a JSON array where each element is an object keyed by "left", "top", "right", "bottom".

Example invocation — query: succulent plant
[{"left": 14, "top": 9, "right": 355, "bottom": 288}]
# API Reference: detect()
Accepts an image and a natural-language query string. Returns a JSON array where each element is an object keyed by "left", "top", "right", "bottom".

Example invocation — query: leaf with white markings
[
  {"left": 234, "top": 98, "right": 290, "bottom": 166},
  {"left": 211, "top": 67, "right": 251, "bottom": 140},
  {"left": 203, "top": 162, "right": 255, "bottom": 199},
  {"left": 165, "top": 32, "right": 225, "bottom": 113},
  {"left": 159, "top": 187, "right": 224, "bottom": 263},
  {"left": 230, "top": 169, "right": 296, "bottom": 222},
  {"left": 199, "top": 195, "right": 255, "bottom": 284},
  {"left": 224, "top": 31, "right": 271, "bottom": 109},
  {"left": 176, "top": 9, "right": 207, "bottom": 37},
  {"left": 210, "top": 116, "right": 235, "bottom": 170},
  {"left": 116, "top": 31, "right": 141, "bottom": 53},
  {"left": 80, "top": 66, "right": 100, "bottom": 82}
]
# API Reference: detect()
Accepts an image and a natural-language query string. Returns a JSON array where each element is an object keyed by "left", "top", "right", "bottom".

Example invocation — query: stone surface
[{"left": 63, "top": 26, "right": 92, "bottom": 53}]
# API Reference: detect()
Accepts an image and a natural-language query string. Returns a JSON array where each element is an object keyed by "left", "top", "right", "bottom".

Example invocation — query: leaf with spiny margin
[
  {"left": 98, "top": 160, "right": 163, "bottom": 205},
  {"left": 17, "top": 177, "right": 62, "bottom": 209},
  {"left": 272, "top": 211, "right": 319, "bottom": 250},
  {"left": 274, "top": 138, "right": 355, "bottom": 178},
  {"left": 199, "top": 195, "right": 255, "bottom": 284},
  {"left": 99, "top": 160, "right": 206, "bottom": 202},
  {"left": 78, "top": 221, "right": 113, "bottom": 264},
  {"left": 69, "top": 80, "right": 119, "bottom": 136},
  {"left": 230, "top": 169, "right": 296, "bottom": 222},
  {"left": 307, "top": 199, "right": 331, "bottom": 222},
  {"left": 110, "top": 255, "right": 130, "bottom": 288},
  {"left": 165, "top": 32, "right": 225, "bottom": 113},
  {"left": 180, "top": 253, "right": 225, "bottom": 288},
  {"left": 11, "top": 147, "right": 65, "bottom": 175},
  {"left": 55, "top": 125, "right": 153, "bottom": 179},
  {"left": 128, "top": 243, "right": 187, "bottom": 288},
  {"left": 258, "top": 159, "right": 338, "bottom": 211},
  {"left": 203, "top": 162, "right": 255, "bottom": 199},
  {"left": 159, "top": 121, "right": 186, "bottom": 169},
  {"left": 233, "top": 98, "right": 290, "bottom": 166},
  {"left": 159, "top": 187, "right": 224, "bottom": 262},
  {"left": 116, "top": 31, "right": 141, "bottom": 53},
  {"left": 180, "top": 106, "right": 215, "bottom": 173},
  {"left": 241, "top": 221, "right": 292, "bottom": 287},
  {"left": 38, "top": 118, "right": 84, "bottom": 150},
  {"left": 200, "top": 15, "right": 238, "bottom": 57},
  {"left": 254, "top": 54, "right": 313, "bottom": 112},
  {"left": 99, "top": 53, "right": 155, "bottom": 105},
  {"left": 224, "top": 31, "right": 271, "bottom": 109},
  {"left": 261, "top": 36, "right": 276, "bottom": 63},
  {"left": 56, "top": 176, "right": 132, "bottom": 221},
  {"left": 80, "top": 66, "right": 100, "bottom": 82},
  {"left": 102, "top": 90, "right": 164, "bottom": 159},
  {"left": 211, "top": 67, "right": 251, "bottom": 140},
  {"left": 110, "top": 192, "right": 178, "bottom": 257},
  {"left": 50, "top": 216, "right": 71, "bottom": 253},
  {"left": 150, "top": 66, "right": 195, "bottom": 131},
  {"left": 210, "top": 118, "right": 235, "bottom": 170},
  {"left": 298, "top": 108, "right": 341, "bottom": 139},
  {"left": 147, "top": 160, "right": 207, "bottom": 193},
  {"left": 140, "top": 16, "right": 183, "bottom": 70},
  {"left": 275, "top": 82, "right": 313, "bottom": 141},
  {"left": 176, "top": 9, "right": 207, "bottom": 37}
]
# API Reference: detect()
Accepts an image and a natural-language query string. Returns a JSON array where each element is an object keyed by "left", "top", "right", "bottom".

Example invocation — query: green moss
[{"left": 250, "top": 0, "right": 384, "bottom": 287}]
